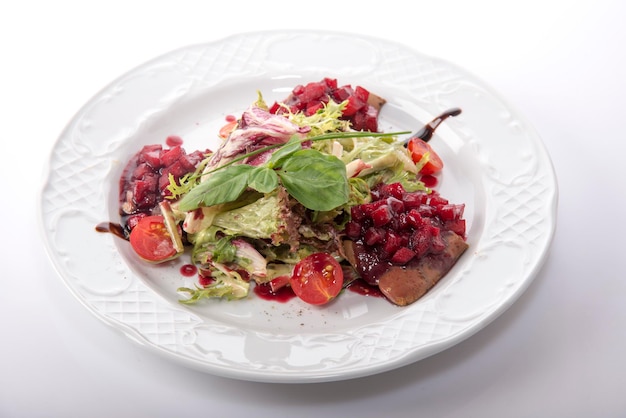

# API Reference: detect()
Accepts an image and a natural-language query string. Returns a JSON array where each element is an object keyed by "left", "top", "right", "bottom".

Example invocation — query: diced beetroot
[
  {"left": 397, "top": 212, "right": 410, "bottom": 230},
  {"left": 179, "top": 154, "right": 199, "bottom": 172},
  {"left": 354, "top": 86, "right": 370, "bottom": 102},
  {"left": 141, "top": 148, "right": 162, "bottom": 169},
  {"left": 372, "top": 205, "right": 393, "bottom": 227},
  {"left": 382, "top": 230, "right": 402, "bottom": 257},
  {"left": 344, "top": 220, "right": 362, "bottom": 239},
  {"left": 125, "top": 213, "right": 147, "bottom": 230},
  {"left": 351, "top": 112, "right": 366, "bottom": 131},
  {"left": 371, "top": 204, "right": 393, "bottom": 227},
  {"left": 131, "top": 163, "right": 153, "bottom": 181},
  {"left": 132, "top": 174, "right": 157, "bottom": 200},
  {"left": 166, "top": 160, "right": 189, "bottom": 179},
  {"left": 269, "top": 102, "right": 281, "bottom": 114},
  {"left": 299, "top": 81, "right": 327, "bottom": 104},
  {"left": 445, "top": 219, "right": 467, "bottom": 237},
  {"left": 331, "top": 85, "right": 353, "bottom": 102},
  {"left": 342, "top": 95, "right": 366, "bottom": 117},
  {"left": 429, "top": 193, "right": 449, "bottom": 206},
  {"left": 363, "top": 105, "right": 379, "bottom": 132},
  {"left": 385, "top": 183, "right": 406, "bottom": 200},
  {"left": 418, "top": 204, "right": 434, "bottom": 218},
  {"left": 161, "top": 145, "right": 185, "bottom": 167},
  {"left": 350, "top": 205, "right": 367, "bottom": 222},
  {"left": 271, "top": 78, "right": 383, "bottom": 132},
  {"left": 323, "top": 77, "right": 338, "bottom": 90},
  {"left": 352, "top": 241, "right": 389, "bottom": 285},
  {"left": 403, "top": 191, "right": 428, "bottom": 209},
  {"left": 406, "top": 209, "right": 424, "bottom": 228},
  {"left": 364, "top": 227, "right": 385, "bottom": 246},
  {"left": 138, "top": 144, "right": 162, "bottom": 164},
  {"left": 399, "top": 232, "right": 410, "bottom": 247},
  {"left": 390, "top": 247, "right": 416, "bottom": 265},
  {"left": 132, "top": 177, "right": 155, "bottom": 195},
  {"left": 119, "top": 142, "right": 208, "bottom": 231},
  {"left": 346, "top": 181, "right": 467, "bottom": 277},
  {"left": 305, "top": 101, "right": 324, "bottom": 116},
  {"left": 291, "top": 84, "right": 305, "bottom": 96},
  {"left": 133, "top": 191, "right": 156, "bottom": 210},
  {"left": 430, "top": 227, "right": 446, "bottom": 253},
  {"left": 387, "top": 197, "right": 405, "bottom": 214},
  {"left": 158, "top": 168, "right": 172, "bottom": 192},
  {"left": 190, "top": 149, "right": 209, "bottom": 161},
  {"left": 360, "top": 199, "right": 388, "bottom": 217},
  {"left": 437, "top": 204, "right": 465, "bottom": 221},
  {"left": 372, "top": 182, "right": 406, "bottom": 200},
  {"left": 410, "top": 227, "right": 432, "bottom": 259}
]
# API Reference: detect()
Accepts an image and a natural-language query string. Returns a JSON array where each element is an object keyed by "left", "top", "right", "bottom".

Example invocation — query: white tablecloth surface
[{"left": 2, "top": 1, "right": 625, "bottom": 417}]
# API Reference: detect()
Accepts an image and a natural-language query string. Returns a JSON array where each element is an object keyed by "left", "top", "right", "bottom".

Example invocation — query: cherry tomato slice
[
  {"left": 218, "top": 120, "right": 238, "bottom": 139},
  {"left": 290, "top": 253, "right": 344, "bottom": 305},
  {"left": 407, "top": 137, "right": 444, "bottom": 175},
  {"left": 129, "top": 215, "right": 179, "bottom": 263}
]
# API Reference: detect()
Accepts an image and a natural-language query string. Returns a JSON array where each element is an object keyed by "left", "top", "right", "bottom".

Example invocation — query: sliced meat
[
  {"left": 377, "top": 232, "right": 468, "bottom": 306},
  {"left": 367, "top": 92, "right": 387, "bottom": 112}
]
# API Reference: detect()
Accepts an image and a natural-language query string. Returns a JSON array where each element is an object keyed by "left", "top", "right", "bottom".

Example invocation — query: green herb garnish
[{"left": 177, "top": 130, "right": 409, "bottom": 212}]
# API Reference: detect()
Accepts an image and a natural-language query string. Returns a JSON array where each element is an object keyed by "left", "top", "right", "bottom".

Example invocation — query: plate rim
[{"left": 38, "top": 29, "right": 558, "bottom": 383}]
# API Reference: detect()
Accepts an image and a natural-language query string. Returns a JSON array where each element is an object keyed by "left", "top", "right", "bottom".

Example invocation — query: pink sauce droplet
[
  {"left": 347, "top": 279, "right": 384, "bottom": 298},
  {"left": 225, "top": 114, "right": 236, "bottom": 122},
  {"left": 253, "top": 282, "right": 297, "bottom": 303},
  {"left": 166, "top": 135, "right": 183, "bottom": 147},
  {"left": 180, "top": 264, "right": 197, "bottom": 277}
]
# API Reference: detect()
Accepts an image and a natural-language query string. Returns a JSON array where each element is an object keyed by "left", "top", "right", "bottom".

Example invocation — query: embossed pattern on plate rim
[{"left": 39, "top": 30, "right": 558, "bottom": 383}]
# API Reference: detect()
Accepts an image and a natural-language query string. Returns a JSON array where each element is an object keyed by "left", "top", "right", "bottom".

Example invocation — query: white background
[{"left": 2, "top": 1, "right": 625, "bottom": 417}]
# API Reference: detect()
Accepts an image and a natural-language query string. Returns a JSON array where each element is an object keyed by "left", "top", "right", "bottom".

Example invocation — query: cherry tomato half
[
  {"left": 218, "top": 120, "right": 238, "bottom": 139},
  {"left": 407, "top": 137, "right": 444, "bottom": 175},
  {"left": 290, "top": 253, "right": 344, "bottom": 305},
  {"left": 129, "top": 215, "right": 180, "bottom": 263}
]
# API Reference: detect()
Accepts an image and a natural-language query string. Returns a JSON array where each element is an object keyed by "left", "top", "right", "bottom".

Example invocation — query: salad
[{"left": 110, "top": 78, "right": 468, "bottom": 307}]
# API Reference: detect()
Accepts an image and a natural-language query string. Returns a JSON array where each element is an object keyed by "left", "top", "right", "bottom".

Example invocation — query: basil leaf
[
  {"left": 278, "top": 149, "right": 349, "bottom": 211},
  {"left": 248, "top": 166, "right": 279, "bottom": 193},
  {"left": 266, "top": 136, "right": 302, "bottom": 168},
  {"left": 178, "top": 165, "right": 253, "bottom": 211}
]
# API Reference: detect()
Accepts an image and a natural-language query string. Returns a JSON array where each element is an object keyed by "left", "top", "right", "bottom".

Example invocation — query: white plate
[{"left": 39, "top": 30, "right": 557, "bottom": 383}]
